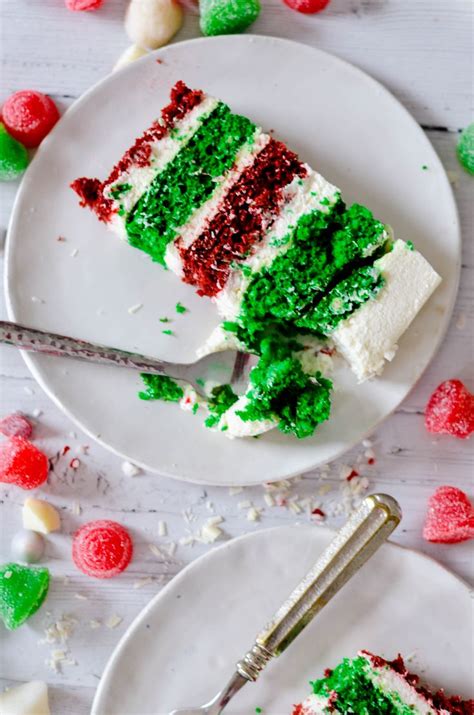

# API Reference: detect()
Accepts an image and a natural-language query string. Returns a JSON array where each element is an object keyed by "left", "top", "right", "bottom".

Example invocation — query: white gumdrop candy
[
  {"left": 125, "top": 0, "right": 184, "bottom": 50},
  {"left": 0, "top": 681, "right": 50, "bottom": 715},
  {"left": 113, "top": 44, "right": 149, "bottom": 72},
  {"left": 11, "top": 530, "right": 46, "bottom": 564},
  {"left": 23, "top": 498, "right": 60, "bottom": 534}
]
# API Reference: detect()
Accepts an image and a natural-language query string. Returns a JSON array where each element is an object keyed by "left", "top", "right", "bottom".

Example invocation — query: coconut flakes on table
[
  {"left": 41, "top": 614, "right": 78, "bottom": 645},
  {"left": 89, "top": 619, "right": 101, "bottom": 629},
  {"left": 158, "top": 520, "right": 168, "bottom": 537},
  {"left": 121, "top": 460, "right": 141, "bottom": 477},
  {"left": 263, "top": 493, "right": 276, "bottom": 507},
  {"left": 238, "top": 500, "right": 252, "bottom": 510},
  {"left": 133, "top": 576, "right": 154, "bottom": 589},
  {"left": 228, "top": 486, "right": 243, "bottom": 496},
  {"left": 247, "top": 506, "right": 263, "bottom": 522},
  {"left": 74, "top": 593, "right": 88, "bottom": 601},
  {"left": 148, "top": 543, "right": 166, "bottom": 559},
  {"left": 106, "top": 614, "right": 123, "bottom": 629}
]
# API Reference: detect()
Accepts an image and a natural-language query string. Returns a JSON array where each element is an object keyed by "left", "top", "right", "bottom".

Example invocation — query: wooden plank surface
[{"left": 0, "top": 2, "right": 473, "bottom": 712}]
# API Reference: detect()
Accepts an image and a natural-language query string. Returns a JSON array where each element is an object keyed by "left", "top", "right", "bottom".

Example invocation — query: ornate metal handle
[
  {"left": 236, "top": 494, "right": 401, "bottom": 681},
  {"left": 0, "top": 320, "right": 169, "bottom": 376}
]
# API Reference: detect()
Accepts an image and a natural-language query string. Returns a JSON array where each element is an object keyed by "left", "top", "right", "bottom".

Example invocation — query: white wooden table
[{"left": 1, "top": 2, "right": 473, "bottom": 713}]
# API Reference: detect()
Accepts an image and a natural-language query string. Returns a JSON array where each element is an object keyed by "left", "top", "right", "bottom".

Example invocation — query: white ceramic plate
[
  {"left": 92, "top": 525, "right": 472, "bottom": 714},
  {"left": 5, "top": 36, "right": 460, "bottom": 486}
]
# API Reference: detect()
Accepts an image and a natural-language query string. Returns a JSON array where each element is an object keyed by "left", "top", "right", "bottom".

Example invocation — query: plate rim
[
  {"left": 91, "top": 522, "right": 471, "bottom": 714},
  {"left": 4, "top": 35, "right": 461, "bottom": 486}
]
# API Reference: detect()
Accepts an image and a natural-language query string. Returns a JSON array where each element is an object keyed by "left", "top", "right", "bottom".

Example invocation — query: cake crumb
[
  {"left": 247, "top": 506, "right": 262, "bottom": 522},
  {"left": 238, "top": 500, "right": 252, "bottom": 509},
  {"left": 263, "top": 493, "right": 275, "bottom": 507},
  {"left": 228, "top": 486, "right": 243, "bottom": 496},
  {"left": 89, "top": 619, "right": 101, "bottom": 629}
]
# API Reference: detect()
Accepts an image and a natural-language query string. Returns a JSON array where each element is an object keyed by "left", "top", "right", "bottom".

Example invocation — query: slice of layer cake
[
  {"left": 293, "top": 651, "right": 473, "bottom": 715},
  {"left": 72, "top": 81, "right": 441, "bottom": 439}
]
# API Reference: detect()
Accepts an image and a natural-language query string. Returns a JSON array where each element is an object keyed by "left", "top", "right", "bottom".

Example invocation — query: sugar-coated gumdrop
[
  {"left": 11, "top": 529, "right": 46, "bottom": 564},
  {"left": 65, "top": 0, "right": 103, "bottom": 11},
  {"left": 2, "top": 91, "right": 59, "bottom": 149},
  {"left": 283, "top": 0, "right": 330, "bottom": 13},
  {"left": 0, "top": 681, "right": 50, "bottom": 715},
  {"left": 0, "top": 562, "right": 50, "bottom": 630},
  {"left": 0, "top": 437, "right": 49, "bottom": 489},
  {"left": 0, "top": 413, "right": 33, "bottom": 439},
  {"left": 72, "top": 520, "right": 133, "bottom": 579},
  {"left": 423, "top": 486, "right": 474, "bottom": 544},
  {"left": 457, "top": 123, "right": 474, "bottom": 176},
  {"left": 0, "top": 124, "right": 29, "bottom": 182},
  {"left": 125, "top": 0, "right": 183, "bottom": 50},
  {"left": 113, "top": 44, "right": 149, "bottom": 72},
  {"left": 199, "top": 0, "right": 260, "bottom": 36},
  {"left": 425, "top": 379, "right": 474, "bottom": 439},
  {"left": 23, "top": 497, "right": 61, "bottom": 534}
]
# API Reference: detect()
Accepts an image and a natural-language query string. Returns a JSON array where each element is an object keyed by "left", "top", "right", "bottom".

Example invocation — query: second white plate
[
  {"left": 92, "top": 525, "right": 472, "bottom": 714},
  {"left": 5, "top": 35, "right": 460, "bottom": 485}
]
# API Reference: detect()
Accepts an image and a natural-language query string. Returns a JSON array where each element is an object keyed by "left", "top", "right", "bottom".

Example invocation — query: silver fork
[
  {"left": 0, "top": 321, "right": 248, "bottom": 398},
  {"left": 169, "top": 493, "right": 401, "bottom": 715}
]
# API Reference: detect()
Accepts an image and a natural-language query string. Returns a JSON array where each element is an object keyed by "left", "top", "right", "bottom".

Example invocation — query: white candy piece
[
  {"left": 0, "top": 681, "right": 50, "bottom": 715},
  {"left": 23, "top": 498, "right": 61, "bottom": 534},
  {"left": 113, "top": 44, "right": 149, "bottom": 72},
  {"left": 11, "top": 529, "right": 45, "bottom": 564},
  {"left": 125, "top": 0, "right": 184, "bottom": 50}
]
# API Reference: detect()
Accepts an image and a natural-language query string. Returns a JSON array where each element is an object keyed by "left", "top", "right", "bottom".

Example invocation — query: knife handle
[{"left": 236, "top": 493, "right": 401, "bottom": 680}]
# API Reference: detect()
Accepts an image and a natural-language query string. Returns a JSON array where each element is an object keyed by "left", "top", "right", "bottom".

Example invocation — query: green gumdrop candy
[
  {"left": 457, "top": 123, "right": 474, "bottom": 176},
  {"left": 199, "top": 0, "right": 260, "bottom": 36},
  {"left": 0, "top": 562, "right": 50, "bottom": 630},
  {"left": 0, "top": 124, "right": 29, "bottom": 182}
]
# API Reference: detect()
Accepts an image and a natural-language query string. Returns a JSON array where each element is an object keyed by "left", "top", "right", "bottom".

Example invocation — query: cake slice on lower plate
[
  {"left": 293, "top": 651, "right": 473, "bottom": 715},
  {"left": 72, "top": 81, "right": 441, "bottom": 439}
]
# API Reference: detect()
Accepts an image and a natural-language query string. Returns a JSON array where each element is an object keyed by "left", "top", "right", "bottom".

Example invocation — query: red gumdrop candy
[
  {"left": 73, "top": 520, "right": 133, "bottom": 579},
  {"left": 0, "top": 413, "right": 33, "bottom": 439},
  {"left": 2, "top": 91, "right": 59, "bottom": 148},
  {"left": 65, "top": 0, "right": 103, "bottom": 10},
  {"left": 423, "top": 486, "right": 474, "bottom": 544},
  {"left": 0, "top": 437, "right": 49, "bottom": 489},
  {"left": 425, "top": 379, "right": 474, "bottom": 439},
  {"left": 283, "top": 0, "right": 330, "bottom": 13}
]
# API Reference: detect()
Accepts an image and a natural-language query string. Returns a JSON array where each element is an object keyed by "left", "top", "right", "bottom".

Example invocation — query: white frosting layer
[
  {"left": 105, "top": 95, "right": 219, "bottom": 237},
  {"left": 215, "top": 169, "right": 340, "bottom": 320},
  {"left": 332, "top": 240, "right": 441, "bottom": 382},
  {"left": 219, "top": 394, "right": 277, "bottom": 438},
  {"left": 165, "top": 129, "right": 270, "bottom": 276}
]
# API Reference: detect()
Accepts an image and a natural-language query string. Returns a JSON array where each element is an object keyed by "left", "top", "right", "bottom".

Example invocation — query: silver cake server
[
  {"left": 169, "top": 493, "right": 402, "bottom": 715},
  {"left": 0, "top": 321, "right": 249, "bottom": 398}
]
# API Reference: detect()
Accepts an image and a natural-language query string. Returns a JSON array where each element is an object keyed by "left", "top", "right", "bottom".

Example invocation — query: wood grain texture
[{"left": 0, "top": 2, "right": 473, "bottom": 713}]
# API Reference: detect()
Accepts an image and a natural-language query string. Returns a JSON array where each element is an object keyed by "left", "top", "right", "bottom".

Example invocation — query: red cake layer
[
  {"left": 71, "top": 81, "right": 204, "bottom": 223},
  {"left": 361, "top": 651, "right": 474, "bottom": 715},
  {"left": 178, "top": 139, "right": 307, "bottom": 297}
]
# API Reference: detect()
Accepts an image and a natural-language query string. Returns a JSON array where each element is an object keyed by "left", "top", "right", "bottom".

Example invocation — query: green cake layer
[{"left": 126, "top": 102, "right": 256, "bottom": 264}]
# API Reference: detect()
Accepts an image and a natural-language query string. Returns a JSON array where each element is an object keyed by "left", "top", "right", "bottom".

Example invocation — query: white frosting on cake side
[{"left": 332, "top": 240, "right": 441, "bottom": 382}]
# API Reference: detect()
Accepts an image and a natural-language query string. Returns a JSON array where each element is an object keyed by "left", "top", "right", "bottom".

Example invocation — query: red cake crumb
[
  {"left": 72, "top": 519, "right": 133, "bottom": 578},
  {"left": 425, "top": 379, "right": 474, "bottom": 439},
  {"left": 71, "top": 81, "right": 204, "bottom": 223},
  {"left": 311, "top": 508, "right": 326, "bottom": 517},
  {"left": 0, "top": 413, "right": 32, "bottom": 439},
  {"left": 346, "top": 469, "right": 359, "bottom": 481},
  {"left": 423, "top": 486, "right": 474, "bottom": 544},
  {"left": 0, "top": 437, "right": 49, "bottom": 489},
  {"left": 2, "top": 90, "right": 59, "bottom": 148},
  {"left": 179, "top": 139, "right": 306, "bottom": 296}
]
